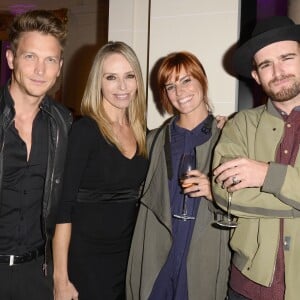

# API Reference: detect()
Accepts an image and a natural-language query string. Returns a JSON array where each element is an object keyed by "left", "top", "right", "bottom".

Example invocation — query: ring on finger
[{"left": 232, "top": 176, "right": 240, "bottom": 185}]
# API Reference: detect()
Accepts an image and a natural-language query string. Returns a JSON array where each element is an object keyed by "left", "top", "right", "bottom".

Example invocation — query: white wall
[
  {"left": 108, "top": 0, "right": 149, "bottom": 95},
  {"left": 110, "top": 0, "right": 241, "bottom": 129},
  {"left": 288, "top": 0, "right": 300, "bottom": 22}
]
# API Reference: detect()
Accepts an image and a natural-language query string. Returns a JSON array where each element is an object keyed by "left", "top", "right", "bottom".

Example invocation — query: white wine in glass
[
  {"left": 215, "top": 155, "right": 238, "bottom": 228},
  {"left": 173, "top": 153, "right": 196, "bottom": 221}
]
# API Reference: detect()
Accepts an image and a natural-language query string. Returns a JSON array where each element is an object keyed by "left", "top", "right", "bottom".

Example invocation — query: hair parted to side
[
  {"left": 157, "top": 51, "right": 212, "bottom": 115},
  {"left": 81, "top": 41, "right": 147, "bottom": 157},
  {"left": 8, "top": 10, "right": 67, "bottom": 55}
]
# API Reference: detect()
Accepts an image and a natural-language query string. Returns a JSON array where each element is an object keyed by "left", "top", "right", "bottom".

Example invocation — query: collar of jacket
[
  {"left": 0, "top": 83, "right": 54, "bottom": 129},
  {"left": 266, "top": 98, "right": 286, "bottom": 118},
  {"left": 0, "top": 85, "right": 15, "bottom": 130}
]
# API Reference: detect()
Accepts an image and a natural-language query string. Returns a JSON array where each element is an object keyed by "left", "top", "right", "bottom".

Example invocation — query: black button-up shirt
[{"left": 0, "top": 95, "right": 48, "bottom": 255}]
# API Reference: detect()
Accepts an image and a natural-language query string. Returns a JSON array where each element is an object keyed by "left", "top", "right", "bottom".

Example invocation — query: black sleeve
[{"left": 56, "top": 117, "right": 97, "bottom": 223}]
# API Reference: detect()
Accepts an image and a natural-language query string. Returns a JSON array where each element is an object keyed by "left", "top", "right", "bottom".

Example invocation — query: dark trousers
[
  {"left": 0, "top": 256, "right": 53, "bottom": 300},
  {"left": 228, "top": 288, "right": 250, "bottom": 300}
]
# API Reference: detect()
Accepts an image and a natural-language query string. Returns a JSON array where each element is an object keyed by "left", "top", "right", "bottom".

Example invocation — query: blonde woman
[{"left": 53, "top": 41, "right": 148, "bottom": 300}]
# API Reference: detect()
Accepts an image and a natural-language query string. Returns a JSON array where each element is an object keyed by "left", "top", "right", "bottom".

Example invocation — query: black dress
[{"left": 58, "top": 117, "right": 148, "bottom": 300}]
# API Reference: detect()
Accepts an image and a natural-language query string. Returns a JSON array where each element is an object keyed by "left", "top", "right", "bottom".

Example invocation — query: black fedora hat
[{"left": 233, "top": 16, "right": 300, "bottom": 78}]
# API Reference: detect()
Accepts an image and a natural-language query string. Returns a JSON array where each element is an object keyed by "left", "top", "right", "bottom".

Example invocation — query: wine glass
[
  {"left": 173, "top": 153, "right": 196, "bottom": 221},
  {"left": 215, "top": 155, "right": 238, "bottom": 228}
]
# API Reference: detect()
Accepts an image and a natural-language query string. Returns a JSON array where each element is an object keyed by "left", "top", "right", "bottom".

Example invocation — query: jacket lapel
[{"left": 141, "top": 124, "right": 173, "bottom": 233}]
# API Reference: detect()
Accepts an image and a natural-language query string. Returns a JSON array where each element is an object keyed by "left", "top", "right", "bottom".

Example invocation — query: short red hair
[{"left": 157, "top": 51, "right": 209, "bottom": 115}]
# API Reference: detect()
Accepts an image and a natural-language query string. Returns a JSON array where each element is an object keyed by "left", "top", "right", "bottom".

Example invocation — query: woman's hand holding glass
[
  {"left": 174, "top": 153, "right": 213, "bottom": 221},
  {"left": 173, "top": 154, "right": 195, "bottom": 220},
  {"left": 181, "top": 169, "right": 212, "bottom": 201}
]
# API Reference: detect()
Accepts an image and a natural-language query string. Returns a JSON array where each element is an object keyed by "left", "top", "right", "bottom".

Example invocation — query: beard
[{"left": 266, "top": 75, "right": 300, "bottom": 102}]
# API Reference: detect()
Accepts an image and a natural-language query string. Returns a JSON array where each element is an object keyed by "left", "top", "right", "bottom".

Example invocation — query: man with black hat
[{"left": 212, "top": 16, "right": 300, "bottom": 300}]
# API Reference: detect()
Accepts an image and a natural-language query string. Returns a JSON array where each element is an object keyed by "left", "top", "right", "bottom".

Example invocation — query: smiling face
[
  {"left": 6, "top": 31, "right": 63, "bottom": 102},
  {"left": 165, "top": 67, "right": 208, "bottom": 117},
  {"left": 101, "top": 53, "right": 137, "bottom": 113},
  {"left": 251, "top": 40, "right": 300, "bottom": 104}
]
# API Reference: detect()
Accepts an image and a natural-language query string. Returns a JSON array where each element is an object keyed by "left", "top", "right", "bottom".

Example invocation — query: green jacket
[
  {"left": 212, "top": 100, "right": 300, "bottom": 300},
  {"left": 126, "top": 116, "right": 230, "bottom": 300}
]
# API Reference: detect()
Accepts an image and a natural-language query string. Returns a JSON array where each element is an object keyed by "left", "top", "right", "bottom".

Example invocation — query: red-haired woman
[{"left": 126, "top": 51, "right": 230, "bottom": 300}]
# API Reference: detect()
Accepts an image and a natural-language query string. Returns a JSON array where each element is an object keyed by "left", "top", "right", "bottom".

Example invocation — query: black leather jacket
[{"left": 0, "top": 85, "right": 72, "bottom": 272}]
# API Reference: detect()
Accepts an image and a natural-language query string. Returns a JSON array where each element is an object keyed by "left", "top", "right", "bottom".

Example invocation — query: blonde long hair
[{"left": 81, "top": 41, "right": 147, "bottom": 157}]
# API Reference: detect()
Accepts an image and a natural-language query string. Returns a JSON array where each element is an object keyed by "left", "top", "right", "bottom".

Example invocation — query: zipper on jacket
[
  {"left": 0, "top": 116, "right": 14, "bottom": 214},
  {"left": 267, "top": 120, "right": 284, "bottom": 286},
  {"left": 43, "top": 238, "right": 48, "bottom": 276},
  {"left": 40, "top": 105, "right": 60, "bottom": 276}
]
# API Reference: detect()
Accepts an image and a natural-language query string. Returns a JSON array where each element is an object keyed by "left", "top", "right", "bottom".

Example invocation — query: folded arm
[{"left": 212, "top": 112, "right": 300, "bottom": 218}]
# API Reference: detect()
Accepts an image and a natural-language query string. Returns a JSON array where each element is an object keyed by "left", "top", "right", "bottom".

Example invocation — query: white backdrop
[{"left": 109, "top": 0, "right": 240, "bottom": 129}]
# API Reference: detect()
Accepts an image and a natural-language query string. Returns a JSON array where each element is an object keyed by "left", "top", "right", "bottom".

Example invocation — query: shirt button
[
  {"left": 55, "top": 178, "right": 60, "bottom": 184},
  {"left": 23, "top": 190, "right": 27, "bottom": 194},
  {"left": 284, "top": 150, "right": 288, "bottom": 154},
  {"left": 286, "top": 123, "right": 291, "bottom": 128}
]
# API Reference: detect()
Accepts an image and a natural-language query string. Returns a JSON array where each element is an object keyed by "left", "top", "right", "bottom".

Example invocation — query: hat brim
[{"left": 233, "top": 25, "right": 300, "bottom": 78}]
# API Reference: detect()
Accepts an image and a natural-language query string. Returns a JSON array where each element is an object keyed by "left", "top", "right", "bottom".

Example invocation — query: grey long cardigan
[{"left": 126, "top": 116, "right": 231, "bottom": 300}]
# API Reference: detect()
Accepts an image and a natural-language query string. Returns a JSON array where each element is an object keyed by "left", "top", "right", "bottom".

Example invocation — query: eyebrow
[
  {"left": 103, "top": 70, "right": 134, "bottom": 75},
  {"left": 256, "top": 59, "right": 271, "bottom": 69},
  {"left": 19, "top": 51, "right": 60, "bottom": 58},
  {"left": 257, "top": 52, "right": 297, "bottom": 68},
  {"left": 165, "top": 74, "right": 190, "bottom": 86}
]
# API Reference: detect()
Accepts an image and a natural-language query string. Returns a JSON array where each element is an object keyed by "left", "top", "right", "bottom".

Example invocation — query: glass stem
[
  {"left": 227, "top": 192, "right": 233, "bottom": 221},
  {"left": 182, "top": 194, "right": 188, "bottom": 217}
]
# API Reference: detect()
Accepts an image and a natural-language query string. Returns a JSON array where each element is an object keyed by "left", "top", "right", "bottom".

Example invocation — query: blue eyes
[
  {"left": 22, "top": 53, "right": 59, "bottom": 64},
  {"left": 106, "top": 74, "right": 136, "bottom": 80}
]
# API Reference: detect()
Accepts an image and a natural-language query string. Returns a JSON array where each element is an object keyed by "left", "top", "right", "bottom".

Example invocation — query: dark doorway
[{"left": 237, "top": 0, "right": 288, "bottom": 111}]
